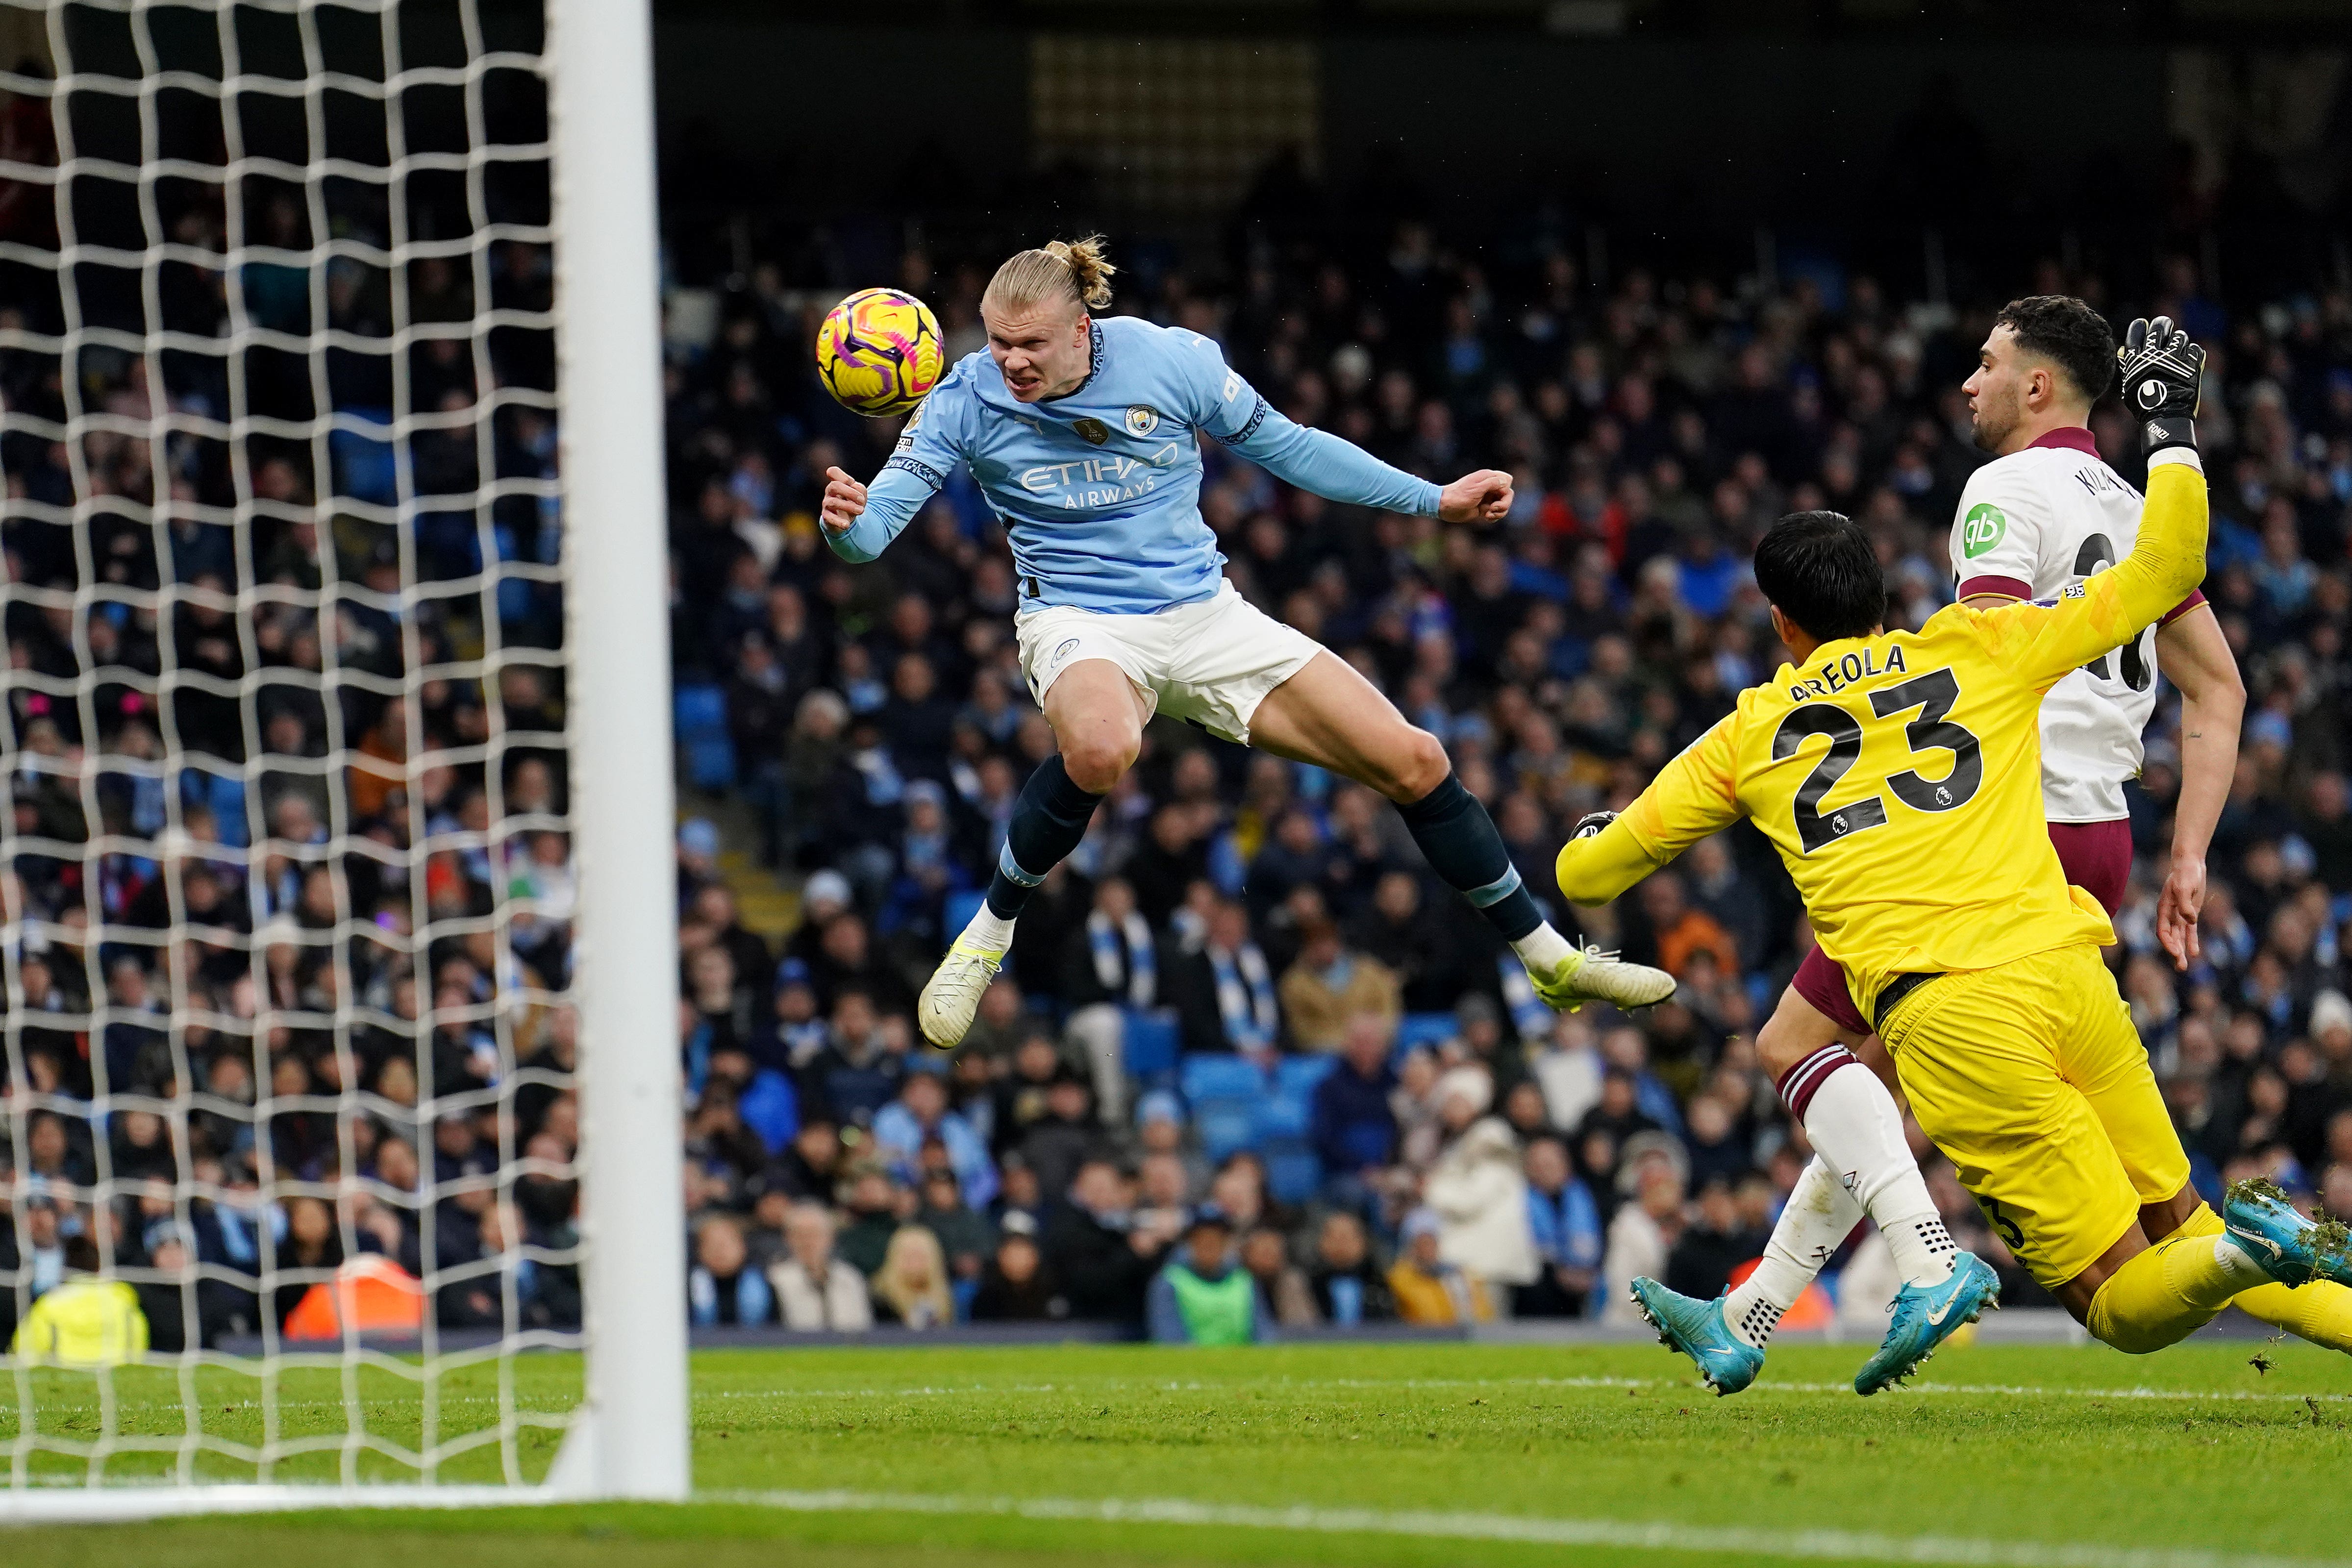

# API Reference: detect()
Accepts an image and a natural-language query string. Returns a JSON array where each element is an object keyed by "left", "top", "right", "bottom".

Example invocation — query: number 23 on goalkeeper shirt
[{"left": 1571, "top": 570, "right": 2187, "bottom": 1025}]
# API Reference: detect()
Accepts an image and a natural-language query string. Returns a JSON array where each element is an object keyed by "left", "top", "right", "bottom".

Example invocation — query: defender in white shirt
[{"left": 1951, "top": 424, "right": 2176, "bottom": 824}]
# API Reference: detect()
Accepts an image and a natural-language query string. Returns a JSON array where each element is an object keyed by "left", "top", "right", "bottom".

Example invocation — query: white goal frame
[{"left": 0, "top": 0, "right": 686, "bottom": 1517}]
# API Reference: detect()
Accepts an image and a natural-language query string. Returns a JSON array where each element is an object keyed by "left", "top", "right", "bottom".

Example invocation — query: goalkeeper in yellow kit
[{"left": 1558, "top": 319, "right": 2352, "bottom": 1368}]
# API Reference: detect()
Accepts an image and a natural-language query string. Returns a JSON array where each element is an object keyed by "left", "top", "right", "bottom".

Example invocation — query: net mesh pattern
[{"left": 0, "top": 0, "right": 584, "bottom": 1487}]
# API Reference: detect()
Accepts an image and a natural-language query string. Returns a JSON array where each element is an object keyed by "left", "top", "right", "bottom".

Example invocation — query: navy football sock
[
  {"left": 983, "top": 754, "right": 1103, "bottom": 920},
  {"left": 1393, "top": 772, "right": 1546, "bottom": 943}
]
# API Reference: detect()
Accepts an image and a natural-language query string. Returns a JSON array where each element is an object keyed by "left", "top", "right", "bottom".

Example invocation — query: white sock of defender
[
  {"left": 1723, "top": 1156, "right": 1860, "bottom": 1350},
  {"left": 1780, "top": 1043, "right": 1955, "bottom": 1288},
  {"left": 1510, "top": 922, "right": 1573, "bottom": 972},
  {"left": 958, "top": 903, "right": 1016, "bottom": 953}
]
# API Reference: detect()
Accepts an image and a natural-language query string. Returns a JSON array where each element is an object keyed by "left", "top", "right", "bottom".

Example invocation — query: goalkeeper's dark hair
[
  {"left": 1994, "top": 294, "right": 2116, "bottom": 408},
  {"left": 1754, "top": 510, "right": 1889, "bottom": 645}
]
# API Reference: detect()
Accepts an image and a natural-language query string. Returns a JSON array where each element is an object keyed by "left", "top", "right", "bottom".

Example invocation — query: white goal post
[
  {"left": 0, "top": 0, "right": 684, "bottom": 1515},
  {"left": 546, "top": 0, "right": 688, "bottom": 1506}
]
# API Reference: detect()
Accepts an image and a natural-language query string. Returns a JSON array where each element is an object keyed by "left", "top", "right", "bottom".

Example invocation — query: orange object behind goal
[
  {"left": 1724, "top": 1256, "right": 1835, "bottom": 1330},
  {"left": 281, "top": 1257, "right": 427, "bottom": 1342}
]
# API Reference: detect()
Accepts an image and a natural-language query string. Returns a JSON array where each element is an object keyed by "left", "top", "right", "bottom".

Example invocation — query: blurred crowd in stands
[
  {"left": 0, "top": 209, "right": 578, "bottom": 1351},
  {"left": 3, "top": 185, "right": 2350, "bottom": 1349}
]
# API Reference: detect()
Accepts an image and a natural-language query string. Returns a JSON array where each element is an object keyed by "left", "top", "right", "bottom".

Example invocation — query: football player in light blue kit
[{"left": 821, "top": 237, "right": 1675, "bottom": 1048}]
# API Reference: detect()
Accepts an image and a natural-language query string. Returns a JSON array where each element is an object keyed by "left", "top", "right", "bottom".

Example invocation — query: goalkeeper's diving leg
[{"left": 1878, "top": 945, "right": 2352, "bottom": 1355}]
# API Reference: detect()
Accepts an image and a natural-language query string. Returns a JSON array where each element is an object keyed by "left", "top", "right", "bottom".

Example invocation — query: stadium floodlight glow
[{"left": 0, "top": 0, "right": 684, "bottom": 1515}]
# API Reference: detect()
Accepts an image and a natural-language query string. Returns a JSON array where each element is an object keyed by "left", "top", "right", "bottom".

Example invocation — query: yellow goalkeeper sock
[
  {"left": 2085, "top": 1211, "right": 2268, "bottom": 1354},
  {"left": 2163, "top": 1201, "right": 2352, "bottom": 1354},
  {"left": 2230, "top": 1281, "right": 2352, "bottom": 1352}
]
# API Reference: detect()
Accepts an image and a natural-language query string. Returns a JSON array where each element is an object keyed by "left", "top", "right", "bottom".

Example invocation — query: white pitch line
[
  {"left": 694, "top": 1372, "right": 2352, "bottom": 1405},
  {"left": 707, "top": 1487, "right": 2351, "bottom": 1568},
  {"left": 6, "top": 1371, "right": 2345, "bottom": 1422}
]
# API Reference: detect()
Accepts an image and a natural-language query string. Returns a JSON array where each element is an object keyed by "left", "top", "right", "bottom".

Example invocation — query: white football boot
[
  {"left": 1528, "top": 945, "right": 1676, "bottom": 1013},
  {"left": 916, "top": 921, "right": 1011, "bottom": 1050}
]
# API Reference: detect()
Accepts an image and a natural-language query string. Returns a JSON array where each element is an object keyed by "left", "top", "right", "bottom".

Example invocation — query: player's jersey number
[
  {"left": 1771, "top": 668, "right": 1985, "bottom": 853},
  {"left": 2073, "top": 534, "right": 2154, "bottom": 692}
]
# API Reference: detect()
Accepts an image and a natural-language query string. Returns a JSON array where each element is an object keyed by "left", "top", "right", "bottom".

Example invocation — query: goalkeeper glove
[
  {"left": 2118, "top": 315, "right": 2204, "bottom": 457},
  {"left": 1570, "top": 810, "right": 1617, "bottom": 841}
]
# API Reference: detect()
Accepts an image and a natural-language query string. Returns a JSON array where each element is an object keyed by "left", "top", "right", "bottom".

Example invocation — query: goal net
[{"left": 0, "top": 0, "right": 683, "bottom": 1510}]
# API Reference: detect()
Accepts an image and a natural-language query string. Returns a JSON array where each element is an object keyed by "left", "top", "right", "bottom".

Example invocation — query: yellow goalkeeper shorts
[{"left": 1878, "top": 942, "right": 2188, "bottom": 1291}]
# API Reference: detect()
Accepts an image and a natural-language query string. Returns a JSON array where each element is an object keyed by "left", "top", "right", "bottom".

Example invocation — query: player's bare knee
[
  {"left": 1754, "top": 1009, "right": 1807, "bottom": 1081},
  {"left": 1379, "top": 728, "right": 1452, "bottom": 804},
  {"left": 1062, "top": 733, "right": 1136, "bottom": 794}
]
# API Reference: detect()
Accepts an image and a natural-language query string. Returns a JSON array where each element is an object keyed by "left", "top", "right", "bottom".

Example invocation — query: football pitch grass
[{"left": 12, "top": 1337, "right": 2352, "bottom": 1567}]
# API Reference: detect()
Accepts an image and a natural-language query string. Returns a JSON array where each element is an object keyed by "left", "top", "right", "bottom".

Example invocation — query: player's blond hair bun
[{"left": 985, "top": 235, "right": 1115, "bottom": 314}]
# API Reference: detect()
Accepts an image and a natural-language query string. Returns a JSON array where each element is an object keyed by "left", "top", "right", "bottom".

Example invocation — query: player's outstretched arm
[
  {"left": 1222, "top": 403, "right": 1456, "bottom": 518},
  {"left": 823, "top": 372, "right": 965, "bottom": 562},
  {"left": 2152, "top": 605, "right": 2245, "bottom": 969},
  {"left": 1187, "top": 337, "right": 1486, "bottom": 520},
  {"left": 1989, "top": 317, "right": 2209, "bottom": 690},
  {"left": 1436, "top": 469, "right": 1514, "bottom": 524},
  {"left": 1555, "top": 717, "right": 1742, "bottom": 906},
  {"left": 1553, "top": 811, "right": 1660, "bottom": 908},
  {"left": 819, "top": 460, "right": 936, "bottom": 562}
]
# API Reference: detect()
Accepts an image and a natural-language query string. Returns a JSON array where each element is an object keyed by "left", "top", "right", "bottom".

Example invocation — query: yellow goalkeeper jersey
[{"left": 1556, "top": 454, "right": 2208, "bottom": 1021}]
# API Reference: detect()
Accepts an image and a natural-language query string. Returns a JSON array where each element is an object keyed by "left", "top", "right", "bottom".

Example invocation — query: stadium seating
[
  {"left": 1263, "top": 1145, "right": 1324, "bottom": 1206},
  {"left": 1253, "top": 1093, "right": 1310, "bottom": 1142},
  {"left": 1120, "top": 1009, "right": 1180, "bottom": 1084},
  {"left": 1195, "top": 1103, "right": 1259, "bottom": 1164},
  {"left": 1276, "top": 1055, "right": 1337, "bottom": 1099},
  {"left": 944, "top": 890, "right": 984, "bottom": 934},
  {"left": 1179, "top": 1054, "right": 1267, "bottom": 1104},
  {"left": 673, "top": 684, "right": 736, "bottom": 790},
  {"left": 1394, "top": 1013, "right": 1456, "bottom": 1055},
  {"left": 184, "top": 772, "right": 251, "bottom": 849},
  {"left": 328, "top": 409, "right": 399, "bottom": 506}
]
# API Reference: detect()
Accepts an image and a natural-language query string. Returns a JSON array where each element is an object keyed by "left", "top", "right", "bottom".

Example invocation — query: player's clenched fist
[
  {"left": 2117, "top": 316, "right": 2204, "bottom": 456},
  {"left": 1437, "top": 468, "right": 1514, "bottom": 525},
  {"left": 820, "top": 465, "right": 868, "bottom": 534}
]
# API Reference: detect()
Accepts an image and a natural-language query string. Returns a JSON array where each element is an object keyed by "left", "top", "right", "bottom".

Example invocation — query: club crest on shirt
[
  {"left": 1125, "top": 405, "right": 1160, "bottom": 437},
  {"left": 1072, "top": 418, "right": 1111, "bottom": 446}
]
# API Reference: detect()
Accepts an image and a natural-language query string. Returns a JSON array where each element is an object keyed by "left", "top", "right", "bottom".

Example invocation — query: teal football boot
[
  {"left": 1628, "top": 1278, "right": 1766, "bottom": 1396},
  {"left": 2225, "top": 1178, "right": 2352, "bottom": 1288},
  {"left": 1853, "top": 1251, "right": 2001, "bottom": 1396}
]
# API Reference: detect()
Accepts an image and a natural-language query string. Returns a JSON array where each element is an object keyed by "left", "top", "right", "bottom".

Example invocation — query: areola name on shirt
[{"left": 1785, "top": 642, "right": 1909, "bottom": 701}]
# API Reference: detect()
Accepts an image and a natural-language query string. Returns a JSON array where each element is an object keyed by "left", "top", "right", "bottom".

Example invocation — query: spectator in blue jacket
[
  {"left": 872, "top": 1064, "right": 998, "bottom": 1208},
  {"left": 707, "top": 1045, "right": 800, "bottom": 1157},
  {"left": 1514, "top": 1135, "right": 1603, "bottom": 1318},
  {"left": 1312, "top": 1013, "right": 1399, "bottom": 1213}
]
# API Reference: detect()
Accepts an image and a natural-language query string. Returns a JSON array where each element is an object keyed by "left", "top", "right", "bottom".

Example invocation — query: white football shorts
[{"left": 1014, "top": 580, "right": 1323, "bottom": 746}]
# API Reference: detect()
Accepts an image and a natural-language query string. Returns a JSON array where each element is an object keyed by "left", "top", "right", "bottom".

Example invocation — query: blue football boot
[
  {"left": 2225, "top": 1178, "right": 2352, "bottom": 1288},
  {"left": 1628, "top": 1277, "right": 1766, "bottom": 1396},
  {"left": 1853, "top": 1251, "right": 2001, "bottom": 1396}
]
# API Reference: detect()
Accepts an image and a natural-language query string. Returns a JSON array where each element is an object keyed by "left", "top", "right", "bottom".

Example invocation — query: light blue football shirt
[{"left": 825, "top": 315, "right": 1443, "bottom": 614}]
